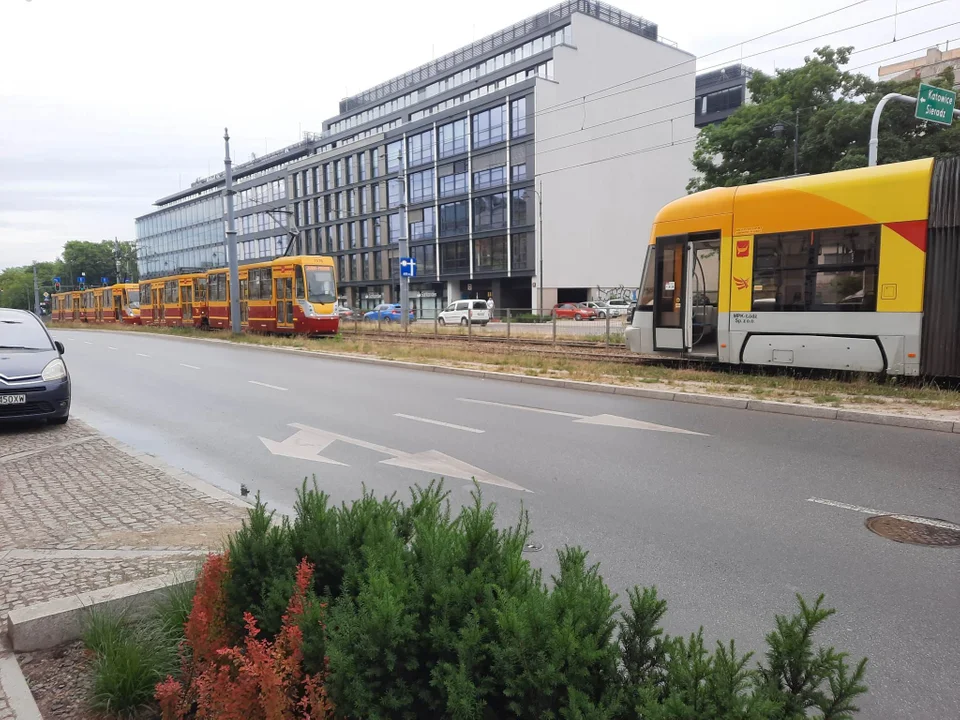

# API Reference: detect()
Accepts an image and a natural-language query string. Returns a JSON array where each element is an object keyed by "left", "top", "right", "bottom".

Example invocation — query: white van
[{"left": 438, "top": 299, "right": 490, "bottom": 326}]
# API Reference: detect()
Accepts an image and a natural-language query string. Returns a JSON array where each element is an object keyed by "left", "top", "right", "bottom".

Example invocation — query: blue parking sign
[{"left": 399, "top": 257, "right": 417, "bottom": 278}]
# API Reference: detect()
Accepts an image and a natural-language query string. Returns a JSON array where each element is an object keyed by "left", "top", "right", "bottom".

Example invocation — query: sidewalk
[{"left": 0, "top": 419, "right": 248, "bottom": 719}]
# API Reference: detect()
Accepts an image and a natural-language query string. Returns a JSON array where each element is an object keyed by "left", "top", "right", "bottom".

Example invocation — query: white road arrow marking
[
  {"left": 261, "top": 423, "right": 530, "bottom": 492},
  {"left": 259, "top": 428, "right": 347, "bottom": 465},
  {"left": 456, "top": 398, "right": 705, "bottom": 435}
]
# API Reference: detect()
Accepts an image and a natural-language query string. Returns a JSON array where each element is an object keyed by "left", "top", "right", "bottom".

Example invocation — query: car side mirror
[{"left": 55, "top": 341, "right": 65, "bottom": 354}]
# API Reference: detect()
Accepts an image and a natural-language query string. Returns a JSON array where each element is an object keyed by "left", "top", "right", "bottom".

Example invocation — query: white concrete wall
[{"left": 533, "top": 13, "right": 696, "bottom": 307}]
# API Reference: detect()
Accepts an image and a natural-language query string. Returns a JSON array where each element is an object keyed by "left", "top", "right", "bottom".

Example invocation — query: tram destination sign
[{"left": 915, "top": 83, "right": 956, "bottom": 126}]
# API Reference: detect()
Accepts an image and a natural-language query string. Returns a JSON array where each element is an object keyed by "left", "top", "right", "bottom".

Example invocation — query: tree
[
  {"left": 0, "top": 260, "right": 63, "bottom": 311},
  {"left": 689, "top": 46, "right": 960, "bottom": 191},
  {"left": 61, "top": 240, "right": 138, "bottom": 287}
]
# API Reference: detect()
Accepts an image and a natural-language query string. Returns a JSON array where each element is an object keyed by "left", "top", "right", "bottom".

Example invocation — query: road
[{"left": 53, "top": 328, "right": 959, "bottom": 719}]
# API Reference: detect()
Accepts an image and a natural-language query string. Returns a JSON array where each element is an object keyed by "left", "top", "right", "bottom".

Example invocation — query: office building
[
  {"left": 135, "top": 138, "right": 320, "bottom": 278},
  {"left": 135, "top": 0, "right": 697, "bottom": 312},
  {"left": 694, "top": 64, "right": 752, "bottom": 128}
]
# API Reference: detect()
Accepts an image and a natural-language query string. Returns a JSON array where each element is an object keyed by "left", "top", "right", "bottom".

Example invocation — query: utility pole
[
  {"left": 114, "top": 236, "right": 121, "bottom": 281},
  {"left": 224, "top": 128, "right": 241, "bottom": 333},
  {"left": 32, "top": 262, "right": 41, "bottom": 315},
  {"left": 793, "top": 108, "right": 799, "bottom": 176},
  {"left": 397, "top": 142, "right": 410, "bottom": 330}
]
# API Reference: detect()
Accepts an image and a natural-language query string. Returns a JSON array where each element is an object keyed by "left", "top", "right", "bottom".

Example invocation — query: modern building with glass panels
[
  {"left": 135, "top": 138, "right": 319, "bottom": 278},
  {"left": 135, "top": 1, "right": 696, "bottom": 311},
  {"left": 284, "top": 0, "right": 696, "bottom": 314}
]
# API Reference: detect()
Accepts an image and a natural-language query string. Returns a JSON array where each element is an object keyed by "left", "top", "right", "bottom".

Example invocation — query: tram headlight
[
  {"left": 42, "top": 358, "right": 67, "bottom": 381},
  {"left": 299, "top": 300, "right": 318, "bottom": 318}
]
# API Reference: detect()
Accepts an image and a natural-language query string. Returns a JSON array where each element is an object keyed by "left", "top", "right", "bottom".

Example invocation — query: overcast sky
[{"left": 1, "top": 0, "right": 955, "bottom": 270}]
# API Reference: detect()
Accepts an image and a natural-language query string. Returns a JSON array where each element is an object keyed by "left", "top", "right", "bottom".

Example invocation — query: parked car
[
  {"left": 580, "top": 301, "right": 622, "bottom": 319},
  {"left": 335, "top": 304, "right": 354, "bottom": 319},
  {"left": 363, "top": 303, "right": 415, "bottom": 323},
  {"left": 607, "top": 298, "right": 632, "bottom": 309},
  {"left": 553, "top": 303, "right": 597, "bottom": 321},
  {"left": 438, "top": 299, "right": 490, "bottom": 326},
  {"left": 0, "top": 309, "right": 70, "bottom": 425}
]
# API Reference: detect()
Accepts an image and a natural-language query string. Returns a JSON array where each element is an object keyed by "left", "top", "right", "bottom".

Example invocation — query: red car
[{"left": 553, "top": 303, "right": 597, "bottom": 321}]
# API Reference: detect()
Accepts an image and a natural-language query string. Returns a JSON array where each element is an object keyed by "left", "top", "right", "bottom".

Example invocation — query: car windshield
[
  {"left": 0, "top": 314, "right": 53, "bottom": 350},
  {"left": 126, "top": 289, "right": 140, "bottom": 308},
  {"left": 305, "top": 266, "right": 336, "bottom": 303}
]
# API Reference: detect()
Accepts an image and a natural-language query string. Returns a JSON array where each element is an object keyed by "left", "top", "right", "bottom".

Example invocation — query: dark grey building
[
  {"left": 136, "top": 137, "right": 319, "bottom": 278},
  {"left": 694, "top": 64, "right": 752, "bottom": 128}
]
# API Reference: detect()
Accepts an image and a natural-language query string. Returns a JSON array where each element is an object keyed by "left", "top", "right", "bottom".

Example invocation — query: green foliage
[
  {"left": 690, "top": 46, "right": 960, "bottom": 191},
  {"left": 83, "top": 608, "right": 180, "bottom": 718},
  {"left": 211, "top": 482, "right": 869, "bottom": 719}
]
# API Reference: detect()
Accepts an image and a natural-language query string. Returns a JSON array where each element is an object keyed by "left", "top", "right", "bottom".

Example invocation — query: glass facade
[{"left": 136, "top": 193, "right": 223, "bottom": 278}]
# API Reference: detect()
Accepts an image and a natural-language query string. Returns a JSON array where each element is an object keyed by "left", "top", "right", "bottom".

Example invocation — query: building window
[
  {"left": 326, "top": 226, "right": 335, "bottom": 253},
  {"left": 473, "top": 193, "right": 507, "bottom": 230},
  {"left": 511, "top": 188, "right": 530, "bottom": 226},
  {"left": 439, "top": 200, "right": 469, "bottom": 237},
  {"left": 409, "top": 169, "right": 434, "bottom": 203},
  {"left": 374, "top": 250, "right": 382, "bottom": 279},
  {"left": 361, "top": 187, "right": 369, "bottom": 214},
  {"left": 370, "top": 148, "right": 380, "bottom": 178},
  {"left": 511, "top": 96, "right": 528, "bottom": 138},
  {"left": 335, "top": 160, "right": 343, "bottom": 187},
  {"left": 439, "top": 161, "right": 468, "bottom": 198},
  {"left": 294, "top": 174, "right": 302, "bottom": 198},
  {"left": 387, "top": 178, "right": 402, "bottom": 209},
  {"left": 361, "top": 252, "right": 370, "bottom": 280},
  {"left": 440, "top": 241, "right": 470, "bottom": 274},
  {"left": 439, "top": 117, "right": 468, "bottom": 158},
  {"left": 372, "top": 183, "right": 380, "bottom": 211},
  {"left": 336, "top": 192, "right": 343, "bottom": 218},
  {"left": 337, "top": 256, "right": 346, "bottom": 284},
  {"left": 473, "top": 166, "right": 506, "bottom": 191},
  {"left": 325, "top": 195, "right": 334, "bottom": 222},
  {"left": 386, "top": 141, "right": 403, "bottom": 173},
  {"left": 359, "top": 153, "right": 368, "bottom": 181},
  {"left": 348, "top": 222, "right": 356, "bottom": 249},
  {"left": 349, "top": 254, "right": 359, "bottom": 282},
  {"left": 324, "top": 164, "right": 332, "bottom": 190},
  {"left": 337, "top": 224, "right": 345, "bottom": 251},
  {"left": 388, "top": 213, "right": 401, "bottom": 242},
  {"left": 511, "top": 233, "right": 529, "bottom": 270},
  {"left": 348, "top": 189, "right": 356, "bottom": 216},
  {"left": 412, "top": 243, "right": 436, "bottom": 275},
  {"left": 410, "top": 207, "right": 435, "bottom": 240},
  {"left": 407, "top": 129, "right": 434, "bottom": 167},
  {"left": 472, "top": 106, "right": 506, "bottom": 149},
  {"left": 511, "top": 163, "right": 527, "bottom": 182},
  {"left": 474, "top": 235, "right": 507, "bottom": 271},
  {"left": 701, "top": 86, "right": 744, "bottom": 116},
  {"left": 347, "top": 155, "right": 356, "bottom": 184},
  {"left": 304, "top": 170, "right": 313, "bottom": 196},
  {"left": 752, "top": 225, "right": 880, "bottom": 312},
  {"left": 374, "top": 220, "right": 382, "bottom": 246},
  {"left": 361, "top": 220, "right": 369, "bottom": 247}
]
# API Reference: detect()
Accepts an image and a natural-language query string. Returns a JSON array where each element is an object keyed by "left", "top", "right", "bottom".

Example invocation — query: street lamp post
[
  {"left": 531, "top": 183, "right": 544, "bottom": 314},
  {"left": 772, "top": 108, "right": 800, "bottom": 176}
]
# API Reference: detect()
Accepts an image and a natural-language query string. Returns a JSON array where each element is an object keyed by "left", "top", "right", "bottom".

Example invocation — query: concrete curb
[
  {"left": 6, "top": 573, "right": 193, "bottom": 653},
  {"left": 58, "top": 327, "right": 960, "bottom": 435},
  {"left": 0, "top": 642, "right": 42, "bottom": 720}
]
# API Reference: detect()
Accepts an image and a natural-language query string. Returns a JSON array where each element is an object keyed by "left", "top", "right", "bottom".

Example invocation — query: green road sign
[{"left": 915, "top": 83, "right": 956, "bottom": 126}]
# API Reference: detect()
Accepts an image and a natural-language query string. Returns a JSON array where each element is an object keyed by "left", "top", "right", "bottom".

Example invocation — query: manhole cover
[
  {"left": 865, "top": 515, "right": 960, "bottom": 547},
  {"left": 523, "top": 541, "right": 543, "bottom": 553}
]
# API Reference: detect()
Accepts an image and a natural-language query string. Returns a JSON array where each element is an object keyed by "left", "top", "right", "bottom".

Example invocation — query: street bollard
[
  {"left": 434, "top": 313, "right": 438, "bottom": 337},
  {"left": 552, "top": 311, "right": 557, "bottom": 345},
  {"left": 506, "top": 308, "right": 511, "bottom": 339},
  {"left": 605, "top": 313, "right": 610, "bottom": 347},
  {"left": 468, "top": 307, "right": 473, "bottom": 339}
]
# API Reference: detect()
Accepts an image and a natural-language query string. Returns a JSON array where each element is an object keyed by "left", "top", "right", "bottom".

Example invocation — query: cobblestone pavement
[{"left": 0, "top": 419, "right": 248, "bottom": 717}]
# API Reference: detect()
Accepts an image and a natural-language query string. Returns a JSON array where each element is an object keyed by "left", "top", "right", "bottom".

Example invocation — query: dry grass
[{"left": 49, "top": 321, "right": 960, "bottom": 417}]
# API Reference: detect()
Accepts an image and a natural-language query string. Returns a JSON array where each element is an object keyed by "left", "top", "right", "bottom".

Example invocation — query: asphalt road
[{"left": 52, "top": 329, "right": 960, "bottom": 719}]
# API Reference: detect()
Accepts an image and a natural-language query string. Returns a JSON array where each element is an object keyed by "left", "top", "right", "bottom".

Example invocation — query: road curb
[
  {"left": 0, "top": 642, "right": 42, "bottom": 720},
  {"left": 6, "top": 573, "right": 193, "bottom": 653},
  {"left": 57, "top": 328, "right": 960, "bottom": 435}
]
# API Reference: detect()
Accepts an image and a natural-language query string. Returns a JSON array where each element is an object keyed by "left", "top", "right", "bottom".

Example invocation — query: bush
[{"left": 157, "top": 481, "right": 868, "bottom": 720}]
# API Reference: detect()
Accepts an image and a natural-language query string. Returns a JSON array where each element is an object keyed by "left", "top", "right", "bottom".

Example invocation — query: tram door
[
  {"left": 652, "top": 232, "right": 721, "bottom": 356},
  {"left": 239, "top": 276, "right": 249, "bottom": 326},
  {"left": 113, "top": 291, "right": 122, "bottom": 320},
  {"left": 181, "top": 284, "right": 193, "bottom": 324},
  {"left": 275, "top": 276, "right": 294, "bottom": 329}
]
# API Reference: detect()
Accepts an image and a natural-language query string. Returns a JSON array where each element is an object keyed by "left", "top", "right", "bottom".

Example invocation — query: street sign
[
  {"left": 399, "top": 257, "right": 417, "bottom": 278},
  {"left": 916, "top": 83, "right": 956, "bottom": 126},
  {"left": 101, "top": 276, "right": 109, "bottom": 285},
  {"left": 77, "top": 276, "right": 85, "bottom": 285},
  {"left": 53, "top": 276, "right": 60, "bottom": 284}
]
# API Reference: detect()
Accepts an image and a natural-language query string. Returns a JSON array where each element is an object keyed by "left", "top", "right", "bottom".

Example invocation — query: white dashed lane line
[
  {"left": 180, "top": 363, "right": 200, "bottom": 370},
  {"left": 394, "top": 413, "right": 485, "bottom": 434},
  {"left": 248, "top": 380, "right": 288, "bottom": 391},
  {"left": 136, "top": 353, "right": 151, "bottom": 358}
]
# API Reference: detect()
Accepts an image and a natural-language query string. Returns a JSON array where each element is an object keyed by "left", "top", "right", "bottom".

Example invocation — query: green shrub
[{"left": 208, "top": 481, "right": 868, "bottom": 719}]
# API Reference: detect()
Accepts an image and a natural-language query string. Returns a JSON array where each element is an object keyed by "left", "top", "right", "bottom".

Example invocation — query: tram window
[
  {"left": 752, "top": 225, "right": 879, "bottom": 312},
  {"left": 249, "top": 270, "right": 261, "bottom": 300},
  {"left": 164, "top": 281, "right": 178, "bottom": 304},
  {"left": 295, "top": 265, "right": 305, "bottom": 299},
  {"left": 638, "top": 245, "right": 656, "bottom": 309}
]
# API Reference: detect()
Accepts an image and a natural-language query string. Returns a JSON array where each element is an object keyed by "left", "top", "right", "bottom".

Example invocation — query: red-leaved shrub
[{"left": 157, "top": 555, "right": 332, "bottom": 719}]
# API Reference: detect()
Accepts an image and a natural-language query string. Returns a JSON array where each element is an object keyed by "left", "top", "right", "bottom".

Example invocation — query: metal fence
[{"left": 339, "top": 308, "right": 628, "bottom": 347}]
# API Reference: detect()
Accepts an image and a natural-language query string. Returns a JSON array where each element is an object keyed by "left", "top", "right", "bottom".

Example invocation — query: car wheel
[
  {"left": 598, "top": 311, "right": 606, "bottom": 318},
  {"left": 575, "top": 314, "right": 583, "bottom": 321},
  {"left": 438, "top": 317, "right": 446, "bottom": 326},
  {"left": 460, "top": 317, "right": 468, "bottom": 326},
  {"left": 49, "top": 415, "right": 69, "bottom": 425}
]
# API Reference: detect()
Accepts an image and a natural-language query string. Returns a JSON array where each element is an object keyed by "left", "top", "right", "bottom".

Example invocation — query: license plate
[{"left": 0, "top": 394, "right": 27, "bottom": 405}]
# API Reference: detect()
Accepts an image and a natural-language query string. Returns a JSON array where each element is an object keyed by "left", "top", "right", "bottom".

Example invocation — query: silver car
[{"left": 581, "top": 301, "right": 622, "bottom": 319}]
